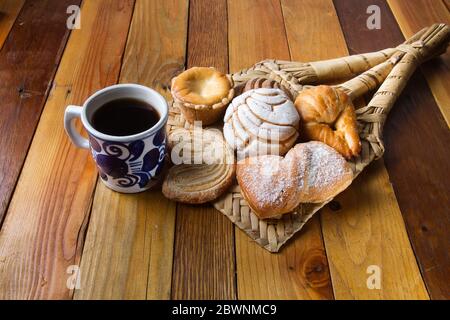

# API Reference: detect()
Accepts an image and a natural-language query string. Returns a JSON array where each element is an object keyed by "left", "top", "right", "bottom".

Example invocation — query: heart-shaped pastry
[{"left": 237, "top": 141, "right": 353, "bottom": 219}]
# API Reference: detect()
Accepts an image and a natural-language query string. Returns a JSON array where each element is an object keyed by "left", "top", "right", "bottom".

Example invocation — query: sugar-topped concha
[{"left": 223, "top": 88, "right": 300, "bottom": 159}]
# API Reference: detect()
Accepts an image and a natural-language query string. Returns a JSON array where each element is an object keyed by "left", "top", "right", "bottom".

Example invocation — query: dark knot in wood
[{"left": 302, "top": 249, "right": 330, "bottom": 288}]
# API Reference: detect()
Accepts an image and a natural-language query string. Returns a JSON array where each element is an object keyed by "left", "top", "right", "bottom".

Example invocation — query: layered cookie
[
  {"left": 223, "top": 88, "right": 300, "bottom": 159},
  {"left": 163, "top": 128, "right": 235, "bottom": 204},
  {"left": 171, "top": 67, "right": 234, "bottom": 126}
]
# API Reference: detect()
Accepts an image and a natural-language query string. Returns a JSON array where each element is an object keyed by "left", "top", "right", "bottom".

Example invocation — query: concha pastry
[
  {"left": 171, "top": 67, "right": 234, "bottom": 126},
  {"left": 163, "top": 128, "right": 235, "bottom": 204},
  {"left": 243, "top": 77, "right": 293, "bottom": 100},
  {"left": 223, "top": 88, "right": 300, "bottom": 159}
]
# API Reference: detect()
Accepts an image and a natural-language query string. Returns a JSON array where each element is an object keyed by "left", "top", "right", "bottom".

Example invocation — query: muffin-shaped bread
[
  {"left": 171, "top": 67, "right": 234, "bottom": 126},
  {"left": 223, "top": 88, "right": 300, "bottom": 160}
]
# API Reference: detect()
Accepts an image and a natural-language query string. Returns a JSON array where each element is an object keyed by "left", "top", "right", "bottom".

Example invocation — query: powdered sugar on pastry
[
  {"left": 237, "top": 155, "right": 299, "bottom": 214},
  {"left": 306, "top": 143, "right": 347, "bottom": 189},
  {"left": 237, "top": 141, "right": 353, "bottom": 219},
  {"left": 292, "top": 142, "right": 352, "bottom": 203}
]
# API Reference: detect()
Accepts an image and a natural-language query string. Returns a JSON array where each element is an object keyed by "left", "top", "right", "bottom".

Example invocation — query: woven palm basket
[{"left": 166, "top": 24, "right": 449, "bottom": 252}]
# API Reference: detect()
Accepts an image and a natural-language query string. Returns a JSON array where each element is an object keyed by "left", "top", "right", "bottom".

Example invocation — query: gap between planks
[
  {"left": 385, "top": 0, "right": 450, "bottom": 299},
  {"left": 0, "top": 0, "right": 134, "bottom": 299},
  {"left": 229, "top": 0, "right": 334, "bottom": 300},
  {"left": 74, "top": 0, "right": 188, "bottom": 300},
  {"left": 286, "top": 0, "right": 429, "bottom": 299},
  {"left": 0, "top": 0, "right": 25, "bottom": 50},
  {"left": 170, "top": 0, "right": 237, "bottom": 300},
  {"left": 387, "top": 0, "right": 450, "bottom": 127}
]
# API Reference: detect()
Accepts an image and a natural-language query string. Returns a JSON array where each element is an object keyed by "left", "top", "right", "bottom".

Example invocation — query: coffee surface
[{"left": 92, "top": 98, "right": 159, "bottom": 136}]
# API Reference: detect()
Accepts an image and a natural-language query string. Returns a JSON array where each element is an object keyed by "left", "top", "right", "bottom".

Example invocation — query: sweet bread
[
  {"left": 223, "top": 88, "right": 300, "bottom": 159},
  {"left": 237, "top": 141, "right": 353, "bottom": 219},
  {"left": 243, "top": 78, "right": 293, "bottom": 100},
  {"left": 294, "top": 85, "right": 361, "bottom": 159},
  {"left": 163, "top": 128, "right": 235, "bottom": 204},
  {"left": 171, "top": 67, "right": 234, "bottom": 126}
]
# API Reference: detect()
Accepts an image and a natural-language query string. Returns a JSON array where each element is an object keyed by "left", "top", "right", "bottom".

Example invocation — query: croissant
[
  {"left": 294, "top": 85, "right": 361, "bottom": 159},
  {"left": 237, "top": 141, "right": 353, "bottom": 219}
]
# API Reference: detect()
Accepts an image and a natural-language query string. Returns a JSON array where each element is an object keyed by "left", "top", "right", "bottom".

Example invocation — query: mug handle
[{"left": 64, "top": 105, "right": 90, "bottom": 149}]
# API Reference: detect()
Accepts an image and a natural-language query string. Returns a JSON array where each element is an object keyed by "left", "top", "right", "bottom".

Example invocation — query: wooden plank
[
  {"left": 74, "top": 0, "right": 188, "bottom": 300},
  {"left": 172, "top": 205, "right": 236, "bottom": 299},
  {"left": 170, "top": 0, "right": 236, "bottom": 300},
  {"left": 282, "top": 0, "right": 350, "bottom": 62},
  {"left": 74, "top": 186, "right": 177, "bottom": 299},
  {"left": 388, "top": 0, "right": 450, "bottom": 127},
  {"left": 0, "top": 0, "right": 24, "bottom": 49},
  {"left": 321, "top": 160, "right": 430, "bottom": 299},
  {"left": 0, "top": 0, "right": 134, "bottom": 300},
  {"left": 330, "top": 0, "right": 440, "bottom": 299},
  {"left": 229, "top": 0, "right": 334, "bottom": 300},
  {"left": 445, "top": 0, "right": 450, "bottom": 12},
  {"left": 284, "top": 0, "right": 429, "bottom": 299},
  {"left": 0, "top": 0, "right": 80, "bottom": 225},
  {"left": 229, "top": 0, "right": 291, "bottom": 69}
]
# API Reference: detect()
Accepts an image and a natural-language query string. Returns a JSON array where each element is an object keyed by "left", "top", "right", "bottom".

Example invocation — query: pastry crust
[
  {"left": 294, "top": 85, "right": 361, "bottom": 159},
  {"left": 163, "top": 128, "right": 235, "bottom": 204},
  {"left": 237, "top": 141, "right": 353, "bottom": 219},
  {"left": 243, "top": 77, "right": 293, "bottom": 100},
  {"left": 171, "top": 67, "right": 234, "bottom": 125},
  {"left": 223, "top": 88, "right": 300, "bottom": 160}
]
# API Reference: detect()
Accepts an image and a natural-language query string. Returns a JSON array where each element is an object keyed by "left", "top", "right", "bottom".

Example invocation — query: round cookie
[{"left": 163, "top": 128, "right": 235, "bottom": 204}]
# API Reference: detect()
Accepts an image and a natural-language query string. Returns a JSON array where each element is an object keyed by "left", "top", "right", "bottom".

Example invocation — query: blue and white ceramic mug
[{"left": 64, "top": 84, "right": 168, "bottom": 193}]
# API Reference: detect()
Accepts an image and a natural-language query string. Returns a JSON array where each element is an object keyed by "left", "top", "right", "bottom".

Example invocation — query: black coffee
[{"left": 92, "top": 98, "right": 160, "bottom": 136}]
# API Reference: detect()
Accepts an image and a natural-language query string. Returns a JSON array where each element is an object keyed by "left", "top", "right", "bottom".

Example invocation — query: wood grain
[
  {"left": 282, "top": 0, "right": 350, "bottom": 62},
  {"left": 229, "top": 0, "right": 334, "bottom": 300},
  {"left": 0, "top": 0, "right": 134, "bottom": 299},
  {"left": 0, "top": 0, "right": 80, "bottom": 226},
  {"left": 0, "top": 0, "right": 24, "bottom": 49},
  {"left": 171, "top": 0, "right": 236, "bottom": 300},
  {"left": 332, "top": 0, "right": 443, "bottom": 299},
  {"left": 388, "top": 0, "right": 450, "bottom": 127},
  {"left": 445, "top": 0, "right": 450, "bottom": 12},
  {"left": 74, "top": 0, "right": 188, "bottom": 300},
  {"left": 321, "top": 160, "right": 430, "bottom": 299},
  {"left": 228, "top": 0, "right": 291, "bottom": 70},
  {"left": 283, "top": 0, "right": 429, "bottom": 299},
  {"left": 173, "top": 204, "right": 236, "bottom": 299},
  {"left": 74, "top": 186, "right": 177, "bottom": 299}
]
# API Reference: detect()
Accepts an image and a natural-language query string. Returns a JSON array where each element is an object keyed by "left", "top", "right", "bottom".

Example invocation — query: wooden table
[{"left": 0, "top": 0, "right": 448, "bottom": 300}]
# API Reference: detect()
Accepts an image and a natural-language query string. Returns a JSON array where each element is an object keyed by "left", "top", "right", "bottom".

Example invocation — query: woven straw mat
[{"left": 167, "top": 60, "right": 387, "bottom": 252}]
